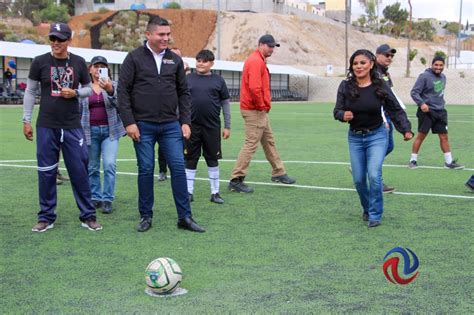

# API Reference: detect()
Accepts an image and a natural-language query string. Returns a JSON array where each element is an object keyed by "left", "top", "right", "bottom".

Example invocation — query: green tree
[
  {"left": 420, "top": 57, "right": 427, "bottom": 66},
  {"left": 383, "top": 2, "right": 408, "bottom": 25},
  {"left": 164, "top": 2, "right": 181, "bottom": 9},
  {"left": 434, "top": 51, "right": 447, "bottom": 59},
  {"left": 358, "top": 15, "right": 367, "bottom": 28},
  {"left": 409, "top": 49, "right": 418, "bottom": 61},
  {"left": 444, "top": 22, "right": 462, "bottom": 35},
  {"left": 39, "top": 2, "right": 70, "bottom": 23},
  {"left": 412, "top": 20, "right": 434, "bottom": 41}
]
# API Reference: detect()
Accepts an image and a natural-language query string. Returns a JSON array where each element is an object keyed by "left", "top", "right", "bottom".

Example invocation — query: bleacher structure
[{"left": 1, "top": 41, "right": 313, "bottom": 104}]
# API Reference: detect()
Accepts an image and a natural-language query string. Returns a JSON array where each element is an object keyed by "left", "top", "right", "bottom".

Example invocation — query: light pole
[
  {"left": 455, "top": 0, "right": 463, "bottom": 69},
  {"left": 217, "top": 0, "right": 221, "bottom": 60},
  {"left": 345, "top": 0, "right": 351, "bottom": 73},
  {"left": 406, "top": 0, "right": 412, "bottom": 77}
]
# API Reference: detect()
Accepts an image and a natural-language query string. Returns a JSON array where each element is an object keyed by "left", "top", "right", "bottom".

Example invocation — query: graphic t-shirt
[
  {"left": 28, "top": 52, "right": 90, "bottom": 129},
  {"left": 187, "top": 73, "right": 229, "bottom": 129}
]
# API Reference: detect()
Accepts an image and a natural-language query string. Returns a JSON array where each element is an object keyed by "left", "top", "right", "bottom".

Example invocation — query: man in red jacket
[{"left": 228, "top": 34, "right": 296, "bottom": 193}]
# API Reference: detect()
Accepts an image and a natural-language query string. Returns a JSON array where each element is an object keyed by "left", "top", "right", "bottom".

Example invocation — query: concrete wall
[{"left": 305, "top": 76, "right": 474, "bottom": 105}]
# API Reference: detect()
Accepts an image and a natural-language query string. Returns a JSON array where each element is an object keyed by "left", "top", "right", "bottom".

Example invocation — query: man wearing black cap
[
  {"left": 375, "top": 44, "right": 398, "bottom": 193},
  {"left": 23, "top": 22, "right": 102, "bottom": 232},
  {"left": 228, "top": 34, "right": 295, "bottom": 193},
  {"left": 409, "top": 56, "right": 464, "bottom": 170}
]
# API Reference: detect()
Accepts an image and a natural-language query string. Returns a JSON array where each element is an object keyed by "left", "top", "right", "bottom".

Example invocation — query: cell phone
[{"left": 99, "top": 68, "right": 109, "bottom": 80}]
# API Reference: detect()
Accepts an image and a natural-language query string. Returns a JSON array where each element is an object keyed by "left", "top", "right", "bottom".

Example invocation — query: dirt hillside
[{"left": 67, "top": 9, "right": 449, "bottom": 76}]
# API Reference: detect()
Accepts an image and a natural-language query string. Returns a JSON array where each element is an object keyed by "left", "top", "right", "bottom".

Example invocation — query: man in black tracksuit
[{"left": 118, "top": 17, "right": 205, "bottom": 233}]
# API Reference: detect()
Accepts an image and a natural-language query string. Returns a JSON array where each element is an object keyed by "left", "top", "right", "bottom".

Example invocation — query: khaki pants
[{"left": 230, "top": 110, "right": 286, "bottom": 179}]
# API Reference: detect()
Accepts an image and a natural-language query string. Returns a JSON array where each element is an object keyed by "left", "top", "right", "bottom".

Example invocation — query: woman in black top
[{"left": 334, "top": 49, "right": 413, "bottom": 228}]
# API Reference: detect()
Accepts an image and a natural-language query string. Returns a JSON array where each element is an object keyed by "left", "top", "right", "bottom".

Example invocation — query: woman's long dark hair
[{"left": 346, "top": 49, "right": 387, "bottom": 100}]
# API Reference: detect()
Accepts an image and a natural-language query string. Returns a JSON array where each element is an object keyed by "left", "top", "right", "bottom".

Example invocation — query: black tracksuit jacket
[{"left": 117, "top": 42, "right": 191, "bottom": 127}]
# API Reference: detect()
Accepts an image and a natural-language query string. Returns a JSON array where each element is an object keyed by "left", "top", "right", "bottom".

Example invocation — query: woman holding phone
[{"left": 80, "top": 56, "right": 126, "bottom": 213}]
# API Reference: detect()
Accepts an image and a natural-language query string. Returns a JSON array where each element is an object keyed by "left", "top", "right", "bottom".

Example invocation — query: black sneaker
[
  {"left": 92, "top": 200, "right": 102, "bottom": 209},
  {"left": 368, "top": 221, "right": 381, "bottom": 228},
  {"left": 271, "top": 174, "right": 296, "bottom": 184},
  {"left": 102, "top": 201, "right": 113, "bottom": 214},
  {"left": 362, "top": 213, "right": 368, "bottom": 222},
  {"left": 210, "top": 193, "right": 224, "bottom": 204},
  {"left": 228, "top": 179, "right": 254, "bottom": 193},
  {"left": 408, "top": 160, "right": 418, "bottom": 169},
  {"left": 136, "top": 217, "right": 152, "bottom": 232},
  {"left": 444, "top": 159, "right": 464, "bottom": 170}
]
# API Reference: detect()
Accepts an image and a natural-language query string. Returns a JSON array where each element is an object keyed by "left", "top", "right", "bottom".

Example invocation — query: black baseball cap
[
  {"left": 48, "top": 23, "right": 72, "bottom": 40},
  {"left": 258, "top": 34, "right": 280, "bottom": 47},
  {"left": 90, "top": 56, "right": 108, "bottom": 66},
  {"left": 376, "top": 44, "right": 396, "bottom": 55}
]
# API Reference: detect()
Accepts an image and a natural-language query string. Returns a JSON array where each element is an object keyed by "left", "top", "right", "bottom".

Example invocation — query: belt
[{"left": 351, "top": 124, "right": 382, "bottom": 135}]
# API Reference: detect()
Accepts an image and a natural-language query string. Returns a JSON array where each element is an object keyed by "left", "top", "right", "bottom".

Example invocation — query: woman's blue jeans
[
  {"left": 88, "top": 126, "right": 119, "bottom": 202},
  {"left": 133, "top": 120, "right": 191, "bottom": 220},
  {"left": 348, "top": 124, "right": 388, "bottom": 222}
]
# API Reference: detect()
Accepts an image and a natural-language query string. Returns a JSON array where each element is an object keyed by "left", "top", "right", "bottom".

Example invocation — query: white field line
[
  {"left": 1, "top": 159, "right": 473, "bottom": 171},
  {"left": 1, "top": 163, "right": 473, "bottom": 200},
  {"left": 288, "top": 113, "right": 474, "bottom": 123}
]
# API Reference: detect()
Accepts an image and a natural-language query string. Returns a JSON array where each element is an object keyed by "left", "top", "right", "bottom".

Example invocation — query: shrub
[
  {"left": 39, "top": 3, "right": 70, "bottom": 23},
  {"left": 434, "top": 50, "right": 447, "bottom": 60},
  {"left": 5, "top": 33, "right": 19, "bottom": 42},
  {"left": 98, "top": 7, "right": 109, "bottom": 14},
  {"left": 164, "top": 2, "right": 182, "bottom": 9}
]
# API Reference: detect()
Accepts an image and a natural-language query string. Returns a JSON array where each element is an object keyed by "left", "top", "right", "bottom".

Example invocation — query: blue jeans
[
  {"left": 133, "top": 121, "right": 191, "bottom": 220},
  {"left": 88, "top": 126, "right": 119, "bottom": 202},
  {"left": 348, "top": 124, "right": 388, "bottom": 222}
]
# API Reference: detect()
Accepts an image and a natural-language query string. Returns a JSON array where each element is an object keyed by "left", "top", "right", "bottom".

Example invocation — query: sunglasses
[
  {"left": 384, "top": 53, "right": 395, "bottom": 58},
  {"left": 49, "top": 36, "right": 68, "bottom": 43}
]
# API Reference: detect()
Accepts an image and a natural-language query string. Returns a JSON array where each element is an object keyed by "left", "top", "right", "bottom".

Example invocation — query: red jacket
[{"left": 240, "top": 49, "right": 271, "bottom": 111}]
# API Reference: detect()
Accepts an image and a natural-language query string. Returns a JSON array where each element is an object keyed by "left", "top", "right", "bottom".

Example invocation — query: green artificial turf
[{"left": 0, "top": 103, "right": 472, "bottom": 313}]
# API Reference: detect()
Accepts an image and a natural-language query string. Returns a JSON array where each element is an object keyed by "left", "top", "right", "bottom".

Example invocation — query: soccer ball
[{"left": 145, "top": 257, "right": 182, "bottom": 294}]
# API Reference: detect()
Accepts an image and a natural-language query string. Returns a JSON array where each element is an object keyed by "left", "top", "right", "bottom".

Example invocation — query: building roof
[{"left": 0, "top": 41, "right": 313, "bottom": 76}]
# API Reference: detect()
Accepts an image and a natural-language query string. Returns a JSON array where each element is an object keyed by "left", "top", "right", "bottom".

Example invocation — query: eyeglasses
[
  {"left": 49, "top": 36, "right": 68, "bottom": 43},
  {"left": 384, "top": 53, "right": 395, "bottom": 58}
]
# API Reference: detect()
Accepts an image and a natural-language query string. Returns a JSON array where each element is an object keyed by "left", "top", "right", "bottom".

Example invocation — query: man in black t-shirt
[
  {"left": 22, "top": 22, "right": 102, "bottom": 232},
  {"left": 184, "top": 50, "right": 231, "bottom": 204}
]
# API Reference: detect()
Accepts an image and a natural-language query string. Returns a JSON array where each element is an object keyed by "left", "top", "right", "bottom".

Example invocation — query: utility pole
[
  {"left": 217, "top": 0, "right": 221, "bottom": 59},
  {"left": 406, "top": 0, "right": 412, "bottom": 78},
  {"left": 345, "top": 0, "right": 351, "bottom": 73},
  {"left": 455, "top": 0, "right": 463, "bottom": 69}
]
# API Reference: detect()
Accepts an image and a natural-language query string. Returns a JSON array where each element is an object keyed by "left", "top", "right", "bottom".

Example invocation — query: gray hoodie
[{"left": 410, "top": 68, "right": 446, "bottom": 111}]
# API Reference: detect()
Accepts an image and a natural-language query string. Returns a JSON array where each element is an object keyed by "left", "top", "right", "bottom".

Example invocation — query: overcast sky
[{"left": 351, "top": 0, "right": 473, "bottom": 25}]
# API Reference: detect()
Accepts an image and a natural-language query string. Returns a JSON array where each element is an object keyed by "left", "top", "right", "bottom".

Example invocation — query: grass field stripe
[
  {"left": 2, "top": 164, "right": 472, "bottom": 199},
  {"left": 2, "top": 161, "right": 473, "bottom": 172}
]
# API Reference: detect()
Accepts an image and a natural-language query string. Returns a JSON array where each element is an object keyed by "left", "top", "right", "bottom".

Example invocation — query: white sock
[
  {"left": 444, "top": 152, "right": 453, "bottom": 164},
  {"left": 185, "top": 169, "right": 197, "bottom": 194},
  {"left": 410, "top": 153, "right": 418, "bottom": 162},
  {"left": 208, "top": 166, "right": 220, "bottom": 194}
]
